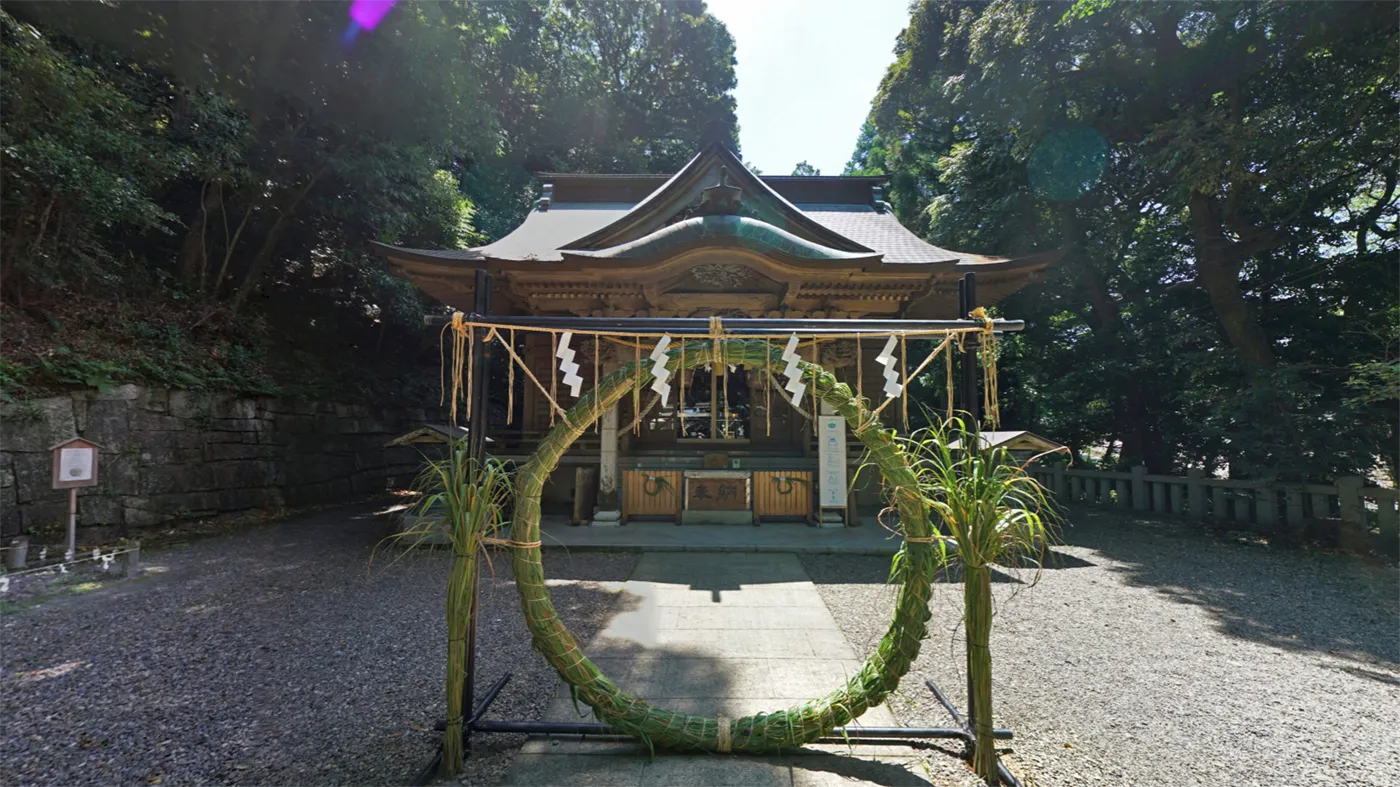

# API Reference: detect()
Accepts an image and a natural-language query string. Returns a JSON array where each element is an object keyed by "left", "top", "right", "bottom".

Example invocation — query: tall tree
[{"left": 863, "top": 0, "right": 1398, "bottom": 480}]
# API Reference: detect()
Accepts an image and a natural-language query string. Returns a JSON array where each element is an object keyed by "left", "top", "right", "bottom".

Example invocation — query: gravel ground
[
  {"left": 804, "top": 508, "right": 1400, "bottom": 787},
  {"left": 1, "top": 502, "right": 638, "bottom": 787}
]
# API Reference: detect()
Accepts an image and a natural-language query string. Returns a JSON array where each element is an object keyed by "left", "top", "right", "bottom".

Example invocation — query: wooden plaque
[
  {"left": 685, "top": 476, "right": 750, "bottom": 511},
  {"left": 51, "top": 437, "right": 101, "bottom": 489}
]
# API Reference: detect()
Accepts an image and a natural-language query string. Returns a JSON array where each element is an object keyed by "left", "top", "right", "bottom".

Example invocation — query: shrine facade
[{"left": 376, "top": 142, "right": 1056, "bottom": 525}]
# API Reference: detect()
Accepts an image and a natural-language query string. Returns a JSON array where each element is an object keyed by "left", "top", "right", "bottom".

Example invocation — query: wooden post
[
  {"left": 66, "top": 487, "right": 78, "bottom": 562},
  {"left": 1131, "top": 466, "right": 1148, "bottom": 511},
  {"left": 1170, "top": 483, "right": 1185, "bottom": 517},
  {"left": 1187, "top": 468, "right": 1205, "bottom": 519}
]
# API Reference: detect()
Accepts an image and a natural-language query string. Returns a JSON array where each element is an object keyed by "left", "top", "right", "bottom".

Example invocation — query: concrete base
[
  {"left": 679, "top": 510, "right": 755, "bottom": 526},
  {"left": 818, "top": 510, "right": 845, "bottom": 528},
  {"left": 590, "top": 509, "right": 622, "bottom": 527}
]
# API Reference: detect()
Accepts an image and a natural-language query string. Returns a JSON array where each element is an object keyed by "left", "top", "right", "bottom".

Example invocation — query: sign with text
[
  {"left": 685, "top": 474, "right": 750, "bottom": 511},
  {"left": 51, "top": 438, "right": 101, "bottom": 490},
  {"left": 818, "top": 415, "right": 847, "bottom": 508}
]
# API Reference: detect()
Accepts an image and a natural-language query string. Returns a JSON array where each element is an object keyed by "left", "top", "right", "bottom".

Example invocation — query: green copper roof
[{"left": 562, "top": 215, "right": 881, "bottom": 262}]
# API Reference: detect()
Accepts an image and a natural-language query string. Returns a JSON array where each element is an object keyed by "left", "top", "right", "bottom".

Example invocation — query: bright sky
[{"left": 706, "top": 0, "right": 911, "bottom": 176}]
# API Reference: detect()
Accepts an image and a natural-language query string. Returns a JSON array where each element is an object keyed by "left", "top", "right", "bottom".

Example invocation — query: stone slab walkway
[
  {"left": 539, "top": 520, "right": 904, "bottom": 555},
  {"left": 502, "top": 552, "right": 933, "bottom": 786}
]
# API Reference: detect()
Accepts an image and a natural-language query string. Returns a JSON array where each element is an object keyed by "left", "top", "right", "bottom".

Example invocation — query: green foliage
[
  {"left": 0, "top": 1, "right": 738, "bottom": 404},
  {"left": 399, "top": 447, "right": 513, "bottom": 777},
  {"left": 900, "top": 417, "right": 1059, "bottom": 782},
  {"left": 862, "top": 0, "right": 1399, "bottom": 483}
]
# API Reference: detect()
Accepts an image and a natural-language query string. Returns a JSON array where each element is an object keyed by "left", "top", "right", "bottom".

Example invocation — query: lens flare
[
  {"left": 1027, "top": 125, "right": 1109, "bottom": 202},
  {"left": 350, "top": 0, "right": 397, "bottom": 30}
]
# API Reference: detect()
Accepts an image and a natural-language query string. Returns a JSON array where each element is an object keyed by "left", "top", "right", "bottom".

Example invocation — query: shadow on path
[{"left": 1058, "top": 507, "right": 1399, "bottom": 665}]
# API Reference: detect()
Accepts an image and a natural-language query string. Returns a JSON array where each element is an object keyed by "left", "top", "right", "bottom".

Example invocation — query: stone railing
[{"left": 1028, "top": 464, "right": 1399, "bottom": 553}]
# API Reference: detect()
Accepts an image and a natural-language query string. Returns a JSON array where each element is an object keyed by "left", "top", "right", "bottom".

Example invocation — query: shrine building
[{"left": 376, "top": 142, "right": 1056, "bottom": 525}]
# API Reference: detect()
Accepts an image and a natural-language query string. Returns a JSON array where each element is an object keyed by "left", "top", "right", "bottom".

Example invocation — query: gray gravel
[
  {"left": 1, "top": 503, "right": 637, "bottom": 786},
  {"left": 803, "top": 508, "right": 1400, "bottom": 787}
]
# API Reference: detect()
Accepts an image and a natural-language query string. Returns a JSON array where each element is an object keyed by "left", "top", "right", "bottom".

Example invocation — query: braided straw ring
[{"left": 506, "top": 338, "right": 938, "bottom": 752}]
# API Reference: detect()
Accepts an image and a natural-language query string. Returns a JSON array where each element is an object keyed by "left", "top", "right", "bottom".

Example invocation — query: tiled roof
[{"left": 447, "top": 201, "right": 1008, "bottom": 266}]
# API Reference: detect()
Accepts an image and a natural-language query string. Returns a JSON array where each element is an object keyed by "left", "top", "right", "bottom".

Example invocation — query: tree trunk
[
  {"left": 228, "top": 166, "right": 326, "bottom": 310},
  {"left": 178, "top": 182, "right": 222, "bottom": 288},
  {"left": 229, "top": 214, "right": 290, "bottom": 311},
  {"left": 964, "top": 564, "right": 997, "bottom": 784},
  {"left": 1188, "top": 192, "right": 1277, "bottom": 370}
]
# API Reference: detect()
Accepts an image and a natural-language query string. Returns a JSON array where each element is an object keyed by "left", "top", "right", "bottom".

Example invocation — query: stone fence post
[
  {"left": 5, "top": 536, "right": 28, "bottom": 570},
  {"left": 1131, "top": 466, "right": 1148, "bottom": 511},
  {"left": 1187, "top": 468, "right": 1206, "bottom": 519},
  {"left": 1336, "top": 476, "right": 1364, "bottom": 528},
  {"left": 1051, "top": 464, "right": 1066, "bottom": 499}
]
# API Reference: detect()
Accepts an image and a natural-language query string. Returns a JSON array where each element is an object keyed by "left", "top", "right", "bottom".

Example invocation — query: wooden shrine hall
[{"left": 376, "top": 142, "right": 1057, "bottom": 526}]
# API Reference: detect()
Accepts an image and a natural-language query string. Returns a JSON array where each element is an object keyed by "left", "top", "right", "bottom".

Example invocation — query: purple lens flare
[{"left": 349, "top": 0, "right": 397, "bottom": 31}]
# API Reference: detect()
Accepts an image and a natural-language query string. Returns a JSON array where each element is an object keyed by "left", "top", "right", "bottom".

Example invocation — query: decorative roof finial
[{"left": 697, "top": 166, "right": 742, "bottom": 216}]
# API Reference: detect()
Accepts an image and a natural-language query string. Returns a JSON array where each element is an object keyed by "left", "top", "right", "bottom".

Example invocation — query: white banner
[{"left": 818, "top": 415, "right": 847, "bottom": 508}]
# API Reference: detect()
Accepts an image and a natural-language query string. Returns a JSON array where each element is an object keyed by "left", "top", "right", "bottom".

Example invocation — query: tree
[
  {"left": 863, "top": 0, "right": 1399, "bottom": 481},
  {"left": 791, "top": 160, "right": 820, "bottom": 176}
]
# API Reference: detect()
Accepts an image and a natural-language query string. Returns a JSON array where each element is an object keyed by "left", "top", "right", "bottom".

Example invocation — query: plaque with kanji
[{"left": 685, "top": 472, "right": 750, "bottom": 511}]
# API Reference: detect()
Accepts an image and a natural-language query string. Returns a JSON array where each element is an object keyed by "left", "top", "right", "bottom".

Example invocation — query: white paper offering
[{"left": 59, "top": 447, "right": 94, "bottom": 482}]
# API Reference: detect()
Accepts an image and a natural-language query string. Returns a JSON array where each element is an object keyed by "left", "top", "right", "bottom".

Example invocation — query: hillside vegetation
[{"left": 0, "top": 0, "right": 736, "bottom": 404}]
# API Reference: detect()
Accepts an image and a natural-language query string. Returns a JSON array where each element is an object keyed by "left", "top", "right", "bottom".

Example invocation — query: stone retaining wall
[{"left": 1, "top": 385, "right": 435, "bottom": 539}]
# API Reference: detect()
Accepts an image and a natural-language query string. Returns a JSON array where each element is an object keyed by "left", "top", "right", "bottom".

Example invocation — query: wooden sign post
[{"left": 50, "top": 438, "right": 101, "bottom": 561}]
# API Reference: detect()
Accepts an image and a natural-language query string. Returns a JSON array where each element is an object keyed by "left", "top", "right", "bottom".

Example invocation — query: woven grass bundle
[{"left": 507, "top": 338, "right": 937, "bottom": 752}]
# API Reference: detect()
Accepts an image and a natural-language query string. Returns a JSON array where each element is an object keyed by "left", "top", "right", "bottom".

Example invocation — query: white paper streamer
[
  {"left": 556, "top": 331, "right": 583, "bottom": 397},
  {"left": 876, "top": 335, "right": 903, "bottom": 400},
  {"left": 648, "top": 335, "right": 673, "bottom": 407},
  {"left": 781, "top": 334, "right": 806, "bottom": 405}
]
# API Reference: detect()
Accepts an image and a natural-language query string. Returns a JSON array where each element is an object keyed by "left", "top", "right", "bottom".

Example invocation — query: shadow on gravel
[
  {"left": 786, "top": 750, "right": 937, "bottom": 785},
  {"left": 1058, "top": 507, "right": 1400, "bottom": 665}
]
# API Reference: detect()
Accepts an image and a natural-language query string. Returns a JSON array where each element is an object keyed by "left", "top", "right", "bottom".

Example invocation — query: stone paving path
[{"left": 503, "top": 552, "right": 934, "bottom": 786}]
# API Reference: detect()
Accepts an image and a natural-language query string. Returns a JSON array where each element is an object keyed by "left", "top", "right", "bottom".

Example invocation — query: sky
[{"left": 705, "top": 0, "right": 912, "bottom": 176}]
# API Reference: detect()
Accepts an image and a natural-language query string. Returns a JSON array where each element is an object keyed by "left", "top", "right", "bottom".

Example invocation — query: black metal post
[
  {"left": 462, "top": 269, "right": 493, "bottom": 756},
  {"left": 956, "top": 272, "right": 981, "bottom": 761}
]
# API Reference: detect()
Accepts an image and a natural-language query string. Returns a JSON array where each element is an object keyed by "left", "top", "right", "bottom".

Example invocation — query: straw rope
[
  {"left": 446, "top": 316, "right": 994, "bottom": 342},
  {"left": 505, "top": 339, "right": 940, "bottom": 753}
]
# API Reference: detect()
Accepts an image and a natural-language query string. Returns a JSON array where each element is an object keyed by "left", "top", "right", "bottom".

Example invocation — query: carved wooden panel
[
  {"left": 754, "top": 471, "right": 814, "bottom": 522},
  {"left": 622, "top": 470, "right": 682, "bottom": 521}
]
